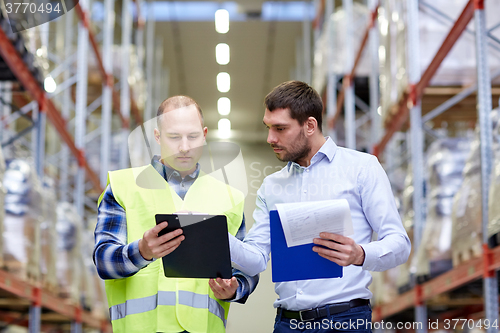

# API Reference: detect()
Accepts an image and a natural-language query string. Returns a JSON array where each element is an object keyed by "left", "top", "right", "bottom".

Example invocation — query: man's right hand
[{"left": 138, "top": 222, "right": 184, "bottom": 260}]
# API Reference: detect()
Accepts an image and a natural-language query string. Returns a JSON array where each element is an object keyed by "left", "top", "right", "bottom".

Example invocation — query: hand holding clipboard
[{"left": 155, "top": 213, "right": 233, "bottom": 279}]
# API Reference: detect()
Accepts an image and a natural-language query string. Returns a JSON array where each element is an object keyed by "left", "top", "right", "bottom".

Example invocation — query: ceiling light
[
  {"left": 216, "top": 43, "right": 230, "bottom": 65},
  {"left": 44, "top": 76, "right": 57, "bottom": 93},
  {"left": 218, "top": 118, "right": 231, "bottom": 138},
  {"left": 217, "top": 72, "right": 230, "bottom": 93},
  {"left": 215, "top": 9, "right": 229, "bottom": 34},
  {"left": 218, "top": 97, "right": 231, "bottom": 115}
]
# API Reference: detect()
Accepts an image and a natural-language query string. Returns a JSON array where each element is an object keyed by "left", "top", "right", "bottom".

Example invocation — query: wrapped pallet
[
  {"left": 416, "top": 137, "right": 470, "bottom": 279},
  {"left": 56, "top": 202, "right": 82, "bottom": 303},
  {"left": 486, "top": 110, "right": 500, "bottom": 246},
  {"left": 40, "top": 178, "right": 58, "bottom": 292},
  {"left": 453, "top": 110, "right": 500, "bottom": 263},
  {"left": 451, "top": 140, "right": 482, "bottom": 265},
  {"left": 2, "top": 159, "right": 42, "bottom": 281}
]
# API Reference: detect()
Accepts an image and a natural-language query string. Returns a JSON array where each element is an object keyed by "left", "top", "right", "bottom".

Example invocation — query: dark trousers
[{"left": 273, "top": 305, "right": 372, "bottom": 333}]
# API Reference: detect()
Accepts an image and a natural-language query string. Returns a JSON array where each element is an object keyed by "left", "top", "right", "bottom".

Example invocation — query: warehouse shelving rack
[
  {"left": 0, "top": 0, "right": 162, "bottom": 331},
  {"left": 313, "top": 0, "right": 500, "bottom": 332}
]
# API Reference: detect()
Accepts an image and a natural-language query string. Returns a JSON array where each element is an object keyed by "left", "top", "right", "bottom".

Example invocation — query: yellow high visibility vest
[{"left": 98, "top": 164, "right": 244, "bottom": 333}]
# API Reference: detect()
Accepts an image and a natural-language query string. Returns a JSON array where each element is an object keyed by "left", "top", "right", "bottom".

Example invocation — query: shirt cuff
[
  {"left": 127, "top": 239, "right": 156, "bottom": 270},
  {"left": 360, "top": 243, "right": 379, "bottom": 271}
]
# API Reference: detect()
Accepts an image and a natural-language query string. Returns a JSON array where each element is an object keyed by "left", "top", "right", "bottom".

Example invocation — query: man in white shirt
[{"left": 230, "top": 81, "right": 411, "bottom": 332}]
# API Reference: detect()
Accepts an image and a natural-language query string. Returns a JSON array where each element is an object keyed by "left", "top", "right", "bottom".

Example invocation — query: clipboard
[
  {"left": 270, "top": 210, "right": 343, "bottom": 282},
  {"left": 155, "top": 214, "right": 232, "bottom": 279}
]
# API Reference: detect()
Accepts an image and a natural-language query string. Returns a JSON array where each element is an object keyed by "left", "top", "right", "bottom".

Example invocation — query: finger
[
  {"left": 318, "top": 232, "right": 345, "bottom": 242},
  {"left": 150, "top": 222, "right": 169, "bottom": 235},
  {"left": 209, "top": 279, "right": 226, "bottom": 297},
  {"left": 215, "top": 278, "right": 231, "bottom": 290},
  {"left": 155, "top": 236, "right": 185, "bottom": 257},
  {"left": 313, "top": 238, "right": 342, "bottom": 251},
  {"left": 313, "top": 246, "right": 347, "bottom": 261},
  {"left": 158, "top": 228, "right": 184, "bottom": 244},
  {"left": 230, "top": 277, "right": 239, "bottom": 289}
]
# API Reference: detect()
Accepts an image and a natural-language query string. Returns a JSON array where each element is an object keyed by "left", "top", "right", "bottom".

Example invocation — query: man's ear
[
  {"left": 203, "top": 127, "right": 208, "bottom": 140},
  {"left": 305, "top": 117, "right": 318, "bottom": 136},
  {"left": 154, "top": 128, "right": 161, "bottom": 145}
]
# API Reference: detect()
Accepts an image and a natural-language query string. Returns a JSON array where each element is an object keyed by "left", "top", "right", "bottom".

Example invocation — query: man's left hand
[
  {"left": 209, "top": 277, "right": 239, "bottom": 300},
  {"left": 312, "top": 232, "right": 365, "bottom": 266}
]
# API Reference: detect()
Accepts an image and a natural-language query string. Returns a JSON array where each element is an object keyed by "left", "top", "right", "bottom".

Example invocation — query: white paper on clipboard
[{"left": 275, "top": 199, "right": 354, "bottom": 248}]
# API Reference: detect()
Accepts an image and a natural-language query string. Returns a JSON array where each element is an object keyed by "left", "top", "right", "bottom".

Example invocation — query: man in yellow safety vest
[{"left": 94, "top": 95, "right": 258, "bottom": 333}]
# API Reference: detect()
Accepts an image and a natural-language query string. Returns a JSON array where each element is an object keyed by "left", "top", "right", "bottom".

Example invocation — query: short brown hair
[
  {"left": 264, "top": 81, "right": 323, "bottom": 131},
  {"left": 156, "top": 95, "right": 204, "bottom": 130}
]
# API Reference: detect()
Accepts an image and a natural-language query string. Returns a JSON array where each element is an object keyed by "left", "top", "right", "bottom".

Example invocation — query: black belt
[{"left": 278, "top": 299, "right": 370, "bottom": 322}]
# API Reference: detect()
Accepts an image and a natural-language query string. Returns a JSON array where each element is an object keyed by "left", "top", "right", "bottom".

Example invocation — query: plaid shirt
[{"left": 93, "top": 156, "right": 258, "bottom": 303}]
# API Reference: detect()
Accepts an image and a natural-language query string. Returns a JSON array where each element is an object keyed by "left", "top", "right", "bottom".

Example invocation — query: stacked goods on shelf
[
  {"left": 2, "top": 159, "right": 42, "bottom": 281},
  {"left": 488, "top": 110, "right": 500, "bottom": 245},
  {"left": 453, "top": 110, "right": 500, "bottom": 260},
  {"left": 0, "top": 146, "right": 5, "bottom": 267},
  {"left": 377, "top": 0, "right": 500, "bottom": 124},
  {"left": 87, "top": 217, "right": 108, "bottom": 319},
  {"left": 40, "top": 178, "right": 58, "bottom": 292},
  {"left": 415, "top": 137, "right": 471, "bottom": 280},
  {"left": 56, "top": 202, "right": 82, "bottom": 303},
  {"left": 80, "top": 227, "right": 95, "bottom": 311},
  {"left": 311, "top": 2, "right": 370, "bottom": 92}
]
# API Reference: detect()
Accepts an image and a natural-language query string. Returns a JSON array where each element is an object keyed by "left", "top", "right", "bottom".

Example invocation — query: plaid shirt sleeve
[
  {"left": 230, "top": 214, "right": 260, "bottom": 304},
  {"left": 93, "top": 184, "right": 154, "bottom": 279}
]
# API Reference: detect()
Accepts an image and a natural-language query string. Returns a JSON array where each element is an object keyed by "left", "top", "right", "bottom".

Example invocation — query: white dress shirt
[{"left": 229, "top": 137, "right": 411, "bottom": 310}]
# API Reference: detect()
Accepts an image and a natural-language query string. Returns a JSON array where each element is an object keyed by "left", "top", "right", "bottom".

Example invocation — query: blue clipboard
[{"left": 270, "top": 210, "right": 343, "bottom": 282}]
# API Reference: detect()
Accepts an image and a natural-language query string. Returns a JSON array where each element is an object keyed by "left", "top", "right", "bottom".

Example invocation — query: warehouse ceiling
[{"left": 151, "top": 1, "right": 313, "bottom": 142}]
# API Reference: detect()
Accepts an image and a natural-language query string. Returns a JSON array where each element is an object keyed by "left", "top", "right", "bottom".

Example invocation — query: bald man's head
[{"left": 156, "top": 95, "right": 204, "bottom": 131}]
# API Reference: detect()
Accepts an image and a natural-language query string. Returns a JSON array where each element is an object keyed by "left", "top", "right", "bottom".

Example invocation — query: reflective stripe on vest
[{"left": 109, "top": 290, "right": 227, "bottom": 326}]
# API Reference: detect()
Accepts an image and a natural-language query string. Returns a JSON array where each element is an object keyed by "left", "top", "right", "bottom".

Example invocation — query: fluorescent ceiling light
[
  {"left": 44, "top": 76, "right": 57, "bottom": 93},
  {"left": 218, "top": 118, "right": 231, "bottom": 138},
  {"left": 216, "top": 43, "right": 230, "bottom": 65},
  {"left": 215, "top": 9, "right": 229, "bottom": 33},
  {"left": 217, "top": 72, "right": 230, "bottom": 93},
  {"left": 218, "top": 97, "right": 231, "bottom": 115}
]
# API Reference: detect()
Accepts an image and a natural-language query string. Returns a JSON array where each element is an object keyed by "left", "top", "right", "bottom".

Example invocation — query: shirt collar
[
  {"left": 286, "top": 137, "right": 337, "bottom": 171},
  {"left": 151, "top": 155, "right": 200, "bottom": 181}
]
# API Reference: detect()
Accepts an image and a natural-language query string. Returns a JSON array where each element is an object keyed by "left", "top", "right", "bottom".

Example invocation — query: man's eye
[
  {"left": 169, "top": 136, "right": 180, "bottom": 140},
  {"left": 277, "top": 128, "right": 284, "bottom": 131},
  {"left": 188, "top": 136, "right": 199, "bottom": 139}
]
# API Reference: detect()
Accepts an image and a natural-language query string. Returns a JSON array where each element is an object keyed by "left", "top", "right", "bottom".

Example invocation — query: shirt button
[
  {"left": 299, "top": 290, "right": 303, "bottom": 295},
  {"left": 304, "top": 190, "right": 307, "bottom": 193},
  {"left": 306, "top": 169, "right": 310, "bottom": 173}
]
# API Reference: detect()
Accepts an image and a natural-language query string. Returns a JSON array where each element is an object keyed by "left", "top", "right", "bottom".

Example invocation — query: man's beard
[{"left": 272, "top": 129, "right": 311, "bottom": 162}]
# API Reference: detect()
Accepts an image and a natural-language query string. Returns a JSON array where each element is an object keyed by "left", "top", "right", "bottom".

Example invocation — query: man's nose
[
  {"left": 179, "top": 138, "right": 190, "bottom": 153},
  {"left": 267, "top": 130, "right": 277, "bottom": 145}
]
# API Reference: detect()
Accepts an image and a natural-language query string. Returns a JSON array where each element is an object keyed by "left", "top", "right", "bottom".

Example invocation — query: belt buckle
[{"left": 299, "top": 308, "right": 315, "bottom": 322}]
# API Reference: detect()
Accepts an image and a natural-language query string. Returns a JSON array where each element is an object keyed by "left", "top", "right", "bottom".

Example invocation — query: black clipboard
[{"left": 154, "top": 214, "right": 232, "bottom": 279}]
